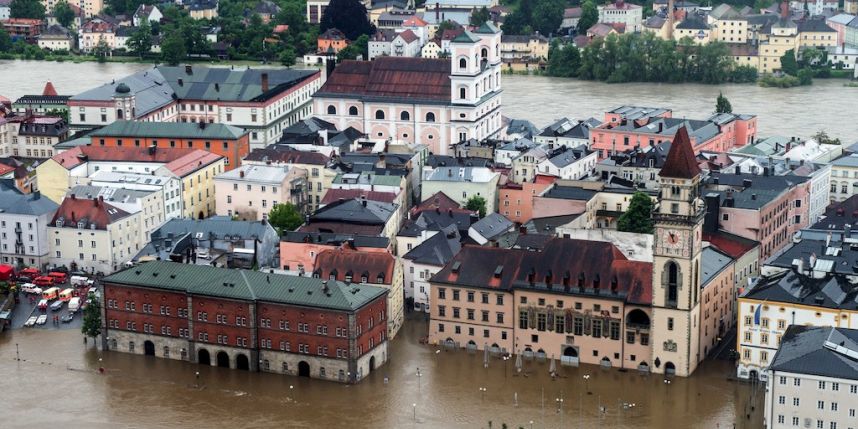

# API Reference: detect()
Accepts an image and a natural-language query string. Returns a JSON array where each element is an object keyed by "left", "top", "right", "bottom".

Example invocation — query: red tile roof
[
  {"left": 321, "top": 189, "right": 397, "bottom": 205},
  {"left": 402, "top": 16, "right": 428, "bottom": 27},
  {"left": 397, "top": 29, "right": 419, "bottom": 43},
  {"left": 51, "top": 146, "right": 198, "bottom": 170},
  {"left": 317, "top": 57, "right": 451, "bottom": 103},
  {"left": 433, "top": 238, "right": 653, "bottom": 304},
  {"left": 0, "top": 163, "right": 14, "bottom": 176},
  {"left": 659, "top": 126, "right": 701, "bottom": 179},
  {"left": 313, "top": 248, "right": 395, "bottom": 284},
  {"left": 703, "top": 231, "right": 758, "bottom": 259},
  {"left": 42, "top": 81, "right": 58, "bottom": 96},
  {"left": 50, "top": 195, "right": 131, "bottom": 230},
  {"left": 164, "top": 150, "right": 223, "bottom": 177},
  {"left": 414, "top": 191, "right": 471, "bottom": 214}
]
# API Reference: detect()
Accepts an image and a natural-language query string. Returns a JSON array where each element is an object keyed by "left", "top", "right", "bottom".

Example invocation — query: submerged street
[{"left": 0, "top": 314, "right": 763, "bottom": 428}]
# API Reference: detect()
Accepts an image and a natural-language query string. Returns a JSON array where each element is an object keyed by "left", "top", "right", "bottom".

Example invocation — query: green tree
[
  {"left": 617, "top": 192, "right": 654, "bottom": 234},
  {"left": 436, "top": 20, "right": 461, "bottom": 35},
  {"left": 53, "top": 1, "right": 75, "bottom": 28},
  {"left": 81, "top": 296, "right": 102, "bottom": 340},
  {"left": 93, "top": 36, "right": 110, "bottom": 61},
  {"left": 812, "top": 130, "right": 842, "bottom": 145},
  {"left": 531, "top": 0, "right": 564, "bottom": 36},
  {"left": 320, "top": 0, "right": 375, "bottom": 41},
  {"left": 547, "top": 42, "right": 580, "bottom": 77},
  {"left": 127, "top": 20, "right": 153, "bottom": 59},
  {"left": 337, "top": 34, "right": 369, "bottom": 61},
  {"left": 780, "top": 49, "right": 799, "bottom": 75},
  {"left": 500, "top": 0, "right": 532, "bottom": 35},
  {"left": 470, "top": 6, "right": 491, "bottom": 27},
  {"left": 161, "top": 31, "right": 187, "bottom": 65},
  {"left": 715, "top": 92, "right": 732, "bottom": 113},
  {"left": 0, "top": 28, "right": 11, "bottom": 52},
  {"left": 10, "top": 0, "right": 45, "bottom": 19},
  {"left": 279, "top": 47, "right": 296, "bottom": 66},
  {"left": 797, "top": 68, "right": 813, "bottom": 85},
  {"left": 466, "top": 196, "right": 487, "bottom": 218},
  {"left": 268, "top": 202, "right": 304, "bottom": 233},
  {"left": 577, "top": 0, "right": 598, "bottom": 33}
]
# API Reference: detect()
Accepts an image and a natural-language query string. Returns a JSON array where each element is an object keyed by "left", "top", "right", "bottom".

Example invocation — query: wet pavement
[{"left": 0, "top": 312, "right": 763, "bottom": 429}]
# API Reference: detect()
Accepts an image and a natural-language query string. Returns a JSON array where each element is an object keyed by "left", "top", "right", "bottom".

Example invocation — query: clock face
[{"left": 662, "top": 229, "right": 684, "bottom": 249}]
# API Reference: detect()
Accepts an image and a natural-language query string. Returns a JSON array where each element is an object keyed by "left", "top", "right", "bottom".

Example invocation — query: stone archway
[
  {"left": 198, "top": 348, "right": 211, "bottom": 365},
  {"left": 665, "top": 362, "right": 676, "bottom": 375},
  {"left": 298, "top": 361, "right": 310, "bottom": 377},
  {"left": 369, "top": 356, "right": 376, "bottom": 373},
  {"left": 144, "top": 340, "right": 155, "bottom": 356},
  {"left": 216, "top": 351, "right": 230, "bottom": 368},
  {"left": 236, "top": 354, "right": 250, "bottom": 371}
]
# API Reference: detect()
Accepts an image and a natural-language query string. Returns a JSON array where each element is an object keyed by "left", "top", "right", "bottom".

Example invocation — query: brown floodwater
[{"left": 0, "top": 315, "right": 762, "bottom": 429}]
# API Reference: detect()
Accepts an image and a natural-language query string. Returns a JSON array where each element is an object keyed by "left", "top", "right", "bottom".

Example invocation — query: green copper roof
[
  {"left": 452, "top": 30, "right": 481, "bottom": 43},
  {"left": 474, "top": 21, "right": 500, "bottom": 34},
  {"left": 90, "top": 121, "right": 247, "bottom": 140},
  {"left": 103, "top": 261, "right": 387, "bottom": 311}
]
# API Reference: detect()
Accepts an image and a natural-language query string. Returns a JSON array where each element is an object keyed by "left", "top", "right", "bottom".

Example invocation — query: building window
[
  {"left": 400, "top": 111, "right": 410, "bottom": 121},
  {"left": 348, "top": 106, "right": 358, "bottom": 116},
  {"left": 375, "top": 110, "right": 385, "bottom": 120},
  {"left": 426, "top": 112, "right": 435, "bottom": 122},
  {"left": 327, "top": 105, "right": 336, "bottom": 115}
]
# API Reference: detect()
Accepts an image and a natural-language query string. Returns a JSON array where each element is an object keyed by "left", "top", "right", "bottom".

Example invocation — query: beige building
[
  {"left": 243, "top": 148, "right": 336, "bottom": 213},
  {"left": 215, "top": 164, "right": 308, "bottom": 221},
  {"left": 500, "top": 34, "right": 549, "bottom": 62},
  {"left": 763, "top": 326, "right": 858, "bottom": 429},
  {"left": 156, "top": 152, "right": 224, "bottom": 220},
  {"left": 707, "top": 4, "right": 748, "bottom": 44},
  {"left": 42, "top": 0, "right": 104, "bottom": 17},
  {"left": 67, "top": 185, "right": 165, "bottom": 242},
  {"left": 48, "top": 195, "right": 143, "bottom": 274},
  {"left": 421, "top": 166, "right": 500, "bottom": 214},
  {"left": 759, "top": 18, "right": 799, "bottom": 74}
]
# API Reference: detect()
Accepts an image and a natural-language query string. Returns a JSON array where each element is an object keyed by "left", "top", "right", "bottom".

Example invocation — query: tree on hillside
[
  {"left": 470, "top": 6, "right": 491, "bottom": 27},
  {"left": 466, "top": 196, "right": 488, "bottom": 218},
  {"left": 161, "top": 31, "right": 187, "bottom": 65},
  {"left": 127, "top": 20, "right": 153, "bottom": 58},
  {"left": 268, "top": 203, "right": 304, "bottom": 234},
  {"left": 10, "top": 0, "right": 45, "bottom": 19},
  {"left": 577, "top": 0, "right": 598, "bottom": 33},
  {"left": 93, "top": 36, "right": 110, "bottom": 61},
  {"left": 54, "top": 1, "right": 75, "bottom": 28},
  {"left": 547, "top": 42, "right": 581, "bottom": 77},
  {"left": 499, "top": 0, "right": 532, "bottom": 35},
  {"left": 0, "top": 28, "right": 11, "bottom": 52},
  {"left": 320, "top": 0, "right": 374, "bottom": 41},
  {"left": 715, "top": 92, "right": 732, "bottom": 113},
  {"left": 531, "top": 0, "right": 565, "bottom": 36},
  {"left": 337, "top": 34, "right": 369, "bottom": 61},
  {"left": 780, "top": 49, "right": 799, "bottom": 75},
  {"left": 280, "top": 47, "right": 297, "bottom": 66},
  {"left": 617, "top": 192, "right": 654, "bottom": 234},
  {"left": 81, "top": 297, "right": 102, "bottom": 340}
]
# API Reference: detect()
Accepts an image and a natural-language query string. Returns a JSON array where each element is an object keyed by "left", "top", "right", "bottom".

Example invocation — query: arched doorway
[
  {"left": 298, "top": 361, "right": 310, "bottom": 377},
  {"left": 369, "top": 356, "right": 376, "bottom": 373},
  {"left": 749, "top": 370, "right": 758, "bottom": 382},
  {"left": 665, "top": 362, "right": 676, "bottom": 375},
  {"left": 198, "top": 349, "right": 211, "bottom": 365},
  {"left": 236, "top": 354, "right": 249, "bottom": 370},
  {"left": 561, "top": 346, "right": 579, "bottom": 366},
  {"left": 198, "top": 211, "right": 205, "bottom": 220},
  {"left": 144, "top": 340, "right": 155, "bottom": 356},
  {"left": 600, "top": 357, "right": 612, "bottom": 368},
  {"left": 216, "top": 351, "right": 230, "bottom": 368},
  {"left": 638, "top": 362, "right": 649, "bottom": 372}
]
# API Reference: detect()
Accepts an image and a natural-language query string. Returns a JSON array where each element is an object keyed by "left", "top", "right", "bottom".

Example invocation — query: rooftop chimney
[
  {"left": 185, "top": 65, "right": 193, "bottom": 75},
  {"left": 436, "top": 2, "right": 440, "bottom": 21},
  {"left": 261, "top": 73, "right": 269, "bottom": 93}
]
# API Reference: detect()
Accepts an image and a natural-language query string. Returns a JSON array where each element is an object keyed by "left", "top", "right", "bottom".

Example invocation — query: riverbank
[{"left": 0, "top": 52, "right": 276, "bottom": 66}]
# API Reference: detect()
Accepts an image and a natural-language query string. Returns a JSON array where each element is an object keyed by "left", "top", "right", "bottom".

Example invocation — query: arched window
[
  {"left": 665, "top": 261, "right": 679, "bottom": 307},
  {"left": 475, "top": 83, "right": 480, "bottom": 96},
  {"left": 425, "top": 112, "right": 436, "bottom": 122},
  {"left": 400, "top": 111, "right": 410, "bottom": 121},
  {"left": 117, "top": 109, "right": 124, "bottom": 119},
  {"left": 348, "top": 106, "right": 358, "bottom": 116},
  {"left": 375, "top": 110, "right": 385, "bottom": 120},
  {"left": 459, "top": 87, "right": 466, "bottom": 100},
  {"left": 459, "top": 57, "right": 467, "bottom": 69},
  {"left": 327, "top": 105, "right": 336, "bottom": 115},
  {"left": 481, "top": 47, "right": 488, "bottom": 59}
]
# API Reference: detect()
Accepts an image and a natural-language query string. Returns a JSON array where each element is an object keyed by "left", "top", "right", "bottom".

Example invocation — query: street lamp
[
  {"left": 556, "top": 395, "right": 565, "bottom": 429},
  {"left": 529, "top": 420, "right": 534, "bottom": 429},
  {"left": 417, "top": 368, "right": 422, "bottom": 390},
  {"left": 502, "top": 354, "right": 510, "bottom": 378},
  {"left": 583, "top": 374, "right": 591, "bottom": 394},
  {"left": 412, "top": 403, "right": 417, "bottom": 422},
  {"left": 479, "top": 386, "right": 487, "bottom": 401},
  {"left": 617, "top": 400, "right": 636, "bottom": 425}
]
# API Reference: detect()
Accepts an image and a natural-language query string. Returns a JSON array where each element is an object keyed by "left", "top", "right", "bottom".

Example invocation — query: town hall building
[{"left": 312, "top": 22, "right": 504, "bottom": 156}]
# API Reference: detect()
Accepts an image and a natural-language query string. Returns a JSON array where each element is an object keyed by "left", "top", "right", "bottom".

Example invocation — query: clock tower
[{"left": 651, "top": 127, "right": 705, "bottom": 377}]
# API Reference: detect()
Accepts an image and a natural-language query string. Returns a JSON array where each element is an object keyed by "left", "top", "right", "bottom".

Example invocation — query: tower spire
[{"left": 659, "top": 126, "right": 701, "bottom": 179}]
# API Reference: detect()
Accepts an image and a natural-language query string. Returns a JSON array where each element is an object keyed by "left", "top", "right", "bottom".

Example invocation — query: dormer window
[
  {"left": 77, "top": 220, "right": 85, "bottom": 229},
  {"left": 376, "top": 273, "right": 385, "bottom": 284},
  {"left": 55, "top": 219, "right": 63, "bottom": 227}
]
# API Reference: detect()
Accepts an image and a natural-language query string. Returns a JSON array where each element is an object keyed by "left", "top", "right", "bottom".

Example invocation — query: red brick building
[{"left": 101, "top": 261, "right": 389, "bottom": 383}]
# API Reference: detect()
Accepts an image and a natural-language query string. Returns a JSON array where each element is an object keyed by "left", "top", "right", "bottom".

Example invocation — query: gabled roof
[
  {"left": 163, "top": 150, "right": 223, "bottom": 177},
  {"left": 42, "top": 81, "right": 58, "bottom": 96},
  {"left": 415, "top": 191, "right": 467, "bottom": 213},
  {"left": 403, "top": 224, "right": 462, "bottom": 266},
  {"left": 321, "top": 189, "right": 398, "bottom": 205},
  {"left": 710, "top": 4, "right": 743, "bottom": 20},
  {"left": 50, "top": 146, "right": 198, "bottom": 170},
  {"left": 452, "top": 30, "right": 480, "bottom": 43},
  {"left": 314, "top": 248, "right": 395, "bottom": 284},
  {"left": 50, "top": 195, "right": 132, "bottom": 230},
  {"left": 0, "top": 187, "right": 58, "bottom": 216},
  {"left": 659, "top": 127, "right": 701, "bottom": 179},
  {"left": 402, "top": 16, "right": 429, "bottom": 27},
  {"left": 473, "top": 21, "right": 500, "bottom": 34},
  {"left": 396, "top": 29, "right": 419, "bottom": 43},
  {"left": 676, "top": 16, "right": 709, "bottom": 30},
  {"left": 315, "top": 57, "right": 451, "bottom": 104},
  {"left": 245, "top": 146, "right": 330, "bottom": 166},
  {"left": 309, "top": 198, "right": 397, "bottom": 225},
  {"left": 769, "top": 326, "right": 858, "bottom": 381},
  {"left": 797, "top": 18, "right": 835, "bottom": 32},
  {"left": 469, "top": 213, "right": 514, "bottom": 241},
  {"left": 152, "top": 217, "right": 275, "bottom": 241},
  {"left": 103, "top": 261, "right": 387, "bottom": 312},
  {"left": 320, "top": 28, "right": 347, "bottom": 40}
]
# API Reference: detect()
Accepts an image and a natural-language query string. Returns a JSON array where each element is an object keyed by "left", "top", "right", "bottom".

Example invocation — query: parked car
[
  {"left": 20, "top": 283, "right": 41, "bottom": 294},
  {"left": 24, "top": 316, "right": 37, "bottom": 327},
  {"left": 16, "top": 275, "right": 33, "bottom": 283},
  {"left": 68, "top": 297, "right": 81, "bottom": 312},
  {"left": 61, "top": 313, "right": 74, "bottom": 323},
  {"left": 19, "top": 267, "right": 40, "bottom": 278},
  {"left": 35, "top": 314, "right": 47, "bottom": 325},
  {"left": 50, "top": 300, "right": 64, "bottom": 311},
  {"left": 197, "top": 248, "right": 210, "bottom": 259},
  {"left": 48, "top": 272, "right": 68, "bottom": 284},
  {"left": 33, "top": 276, "right": 54, "bottom": 287}
]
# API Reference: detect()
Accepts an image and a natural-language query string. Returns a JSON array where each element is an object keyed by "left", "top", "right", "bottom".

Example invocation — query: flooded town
[{"left": 1, "top": 0, "right": 858, "bottom": 428}]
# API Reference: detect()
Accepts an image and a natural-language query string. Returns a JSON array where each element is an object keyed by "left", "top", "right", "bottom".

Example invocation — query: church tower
[{"left": 650, "top": 127, "right": 705, "bottom": 377}]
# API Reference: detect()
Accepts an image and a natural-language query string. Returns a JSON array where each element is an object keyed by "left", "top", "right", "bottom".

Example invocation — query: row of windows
[
  {"left": 326, "top": 105, "right": 437, "bottom": 123},
  {"left": 437, "top": 288, "right": 504, "bottom": 305}
]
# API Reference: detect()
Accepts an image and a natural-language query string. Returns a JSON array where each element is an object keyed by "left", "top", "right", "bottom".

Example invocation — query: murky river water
[
  {"left": 0, "top": 60, "right": 856, "bottom": 141},
  {"left": 0, "top": 315, "right": 761, "bottom": 429}
]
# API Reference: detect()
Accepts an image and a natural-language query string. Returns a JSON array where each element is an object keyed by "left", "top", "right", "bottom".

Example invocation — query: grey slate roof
[
  {"left": 67, "top": 185, "right": 153, "bottom": 203},
  {"left": 0, "top": 188, "right": 58, "bottom": 216},
  {"left": 152, "top": 217, "right": 276, "bottom": 241},
  {"left": 282, "top": 231, "right": 389, "bottom": 248},
  {"left": 403, "top": 224, "right": 462, "bottom": 266},
  {"left": 103, "top": 261, "right": 387, "bottom": 311},
  {"left": 706, "top": 172, "right": 808, "bottom": 210},
  {"left": 470, "top": 213, "right": 514, "bottom": 241},
  {"left": 542, "top": 185, "right": 598, "bottom": 201},
  {"left": 743, "top": 270, "right": 858, "bottom": 311},
  {"left": 310, "top": 198, "right": 396, "bottom": 224},
  {"left": 548, "top": 146, "right": 591, "bottom": 168},
  {"left": 524, "top": 214, "right": 581, "bottom": 234},
  {"left": 676, "top": 16, "right": 709, "bottom": 30},
  {"left": 769, "top": 325, "right": 858, "bottom": 381},
  {"left": 831, "top": 154, "right": 858, "bottom": 168},
  {"left": 700, "top": 247, "right": 732, "bottom": 286}
]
